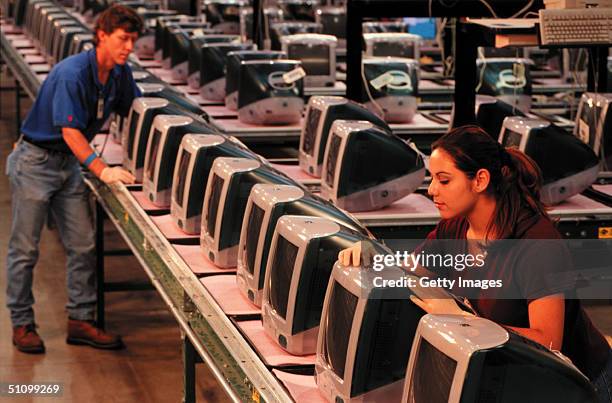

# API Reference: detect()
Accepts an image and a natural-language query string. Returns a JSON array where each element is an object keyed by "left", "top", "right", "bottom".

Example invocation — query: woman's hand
[
  {"left": 338, "top": 241, "right": 377, "bottom": 267},
  {"left": 409, "top": 294, "right": 474, "bottom": 316}
]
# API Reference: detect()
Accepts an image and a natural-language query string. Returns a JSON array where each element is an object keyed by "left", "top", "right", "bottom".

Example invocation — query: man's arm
[{"left": 62, "top": 127, "right": 135, "bottom": 184}]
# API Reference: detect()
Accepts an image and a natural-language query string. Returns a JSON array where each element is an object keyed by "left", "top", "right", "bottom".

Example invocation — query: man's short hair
[{"left": 93, "top": 5, "right": 144, "bottom": 46}]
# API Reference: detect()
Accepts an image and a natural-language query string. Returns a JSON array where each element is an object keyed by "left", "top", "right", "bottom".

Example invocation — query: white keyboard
[{"left": 539, "top": 7, "right": 612, "bottom": 45}]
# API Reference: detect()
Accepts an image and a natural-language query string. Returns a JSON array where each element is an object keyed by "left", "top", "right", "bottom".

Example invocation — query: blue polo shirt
[{"left": 21, "top": 48, "right": 141, "bottom": 152}]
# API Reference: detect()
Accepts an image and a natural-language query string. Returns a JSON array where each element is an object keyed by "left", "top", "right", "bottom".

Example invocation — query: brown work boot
[
  {"left": 13, "top": 324, "right": 45, "bottom": 354},
  {"left": 66, "top": 319, "right": 124, "bottom": 350}
]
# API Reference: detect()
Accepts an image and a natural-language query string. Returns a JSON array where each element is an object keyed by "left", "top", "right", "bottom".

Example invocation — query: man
[{"left": 6, "top": 5, "right": 143, "bottom": 354}]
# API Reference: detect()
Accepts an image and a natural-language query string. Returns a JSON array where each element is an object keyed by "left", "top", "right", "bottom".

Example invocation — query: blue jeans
[
  {"left": 5, "top": 140, "right": 96, "bottom": 327},
  {"left": 594, "top": 351, "right": 612, "bottom": 403}
]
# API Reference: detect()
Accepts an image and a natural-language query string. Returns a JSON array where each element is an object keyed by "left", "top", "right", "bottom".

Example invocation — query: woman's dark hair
[
  {"left": 432, "top": 125, "right": 549, "bottom": 239},
  {"left": 93, "top": 5, "right": 144, "bottom": 46}
]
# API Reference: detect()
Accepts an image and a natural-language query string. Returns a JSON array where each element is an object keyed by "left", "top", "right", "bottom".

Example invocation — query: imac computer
[
  {"left": 142, "top": 114, "right": 214, "bottom": 207},
  {"left": 225, "top": 50, "right": 286, "bottom": 110},
  {"left": 359, "top": 57, "right": 419, "bottom": 123},
  {"left": 261, "top": 216, "right": 366, "bottom": 355},
  {"left": 187, "top": 34, "right": 240, "bottom": 89},
  {"left": 171, "top": 134, "right": 263, "bottom": 235},
  {"left": 37, "top": 10, "right": 68, "bottom": 50},
  {"left": 68, "top": 33, "right": 94, "bottom": 56},
  {"left": 315, "top": 263, "right": 430, "bottom": 402},
  {"left": 239, "top": 7, "right": 284, "bottom": 43},
  {"left": 270, "top": 21, "right": 322, "bottom": 51},
  {"left": 166, "top": 24, "right": 212, "bottom": 73},
  {"left": 475, "top": 95, "right": 526, "bottom": 140},
  {"left": 500, "top": 117, "right": 599, "bottom": 205},
  {"left": 315, "top": 6, "right": 346, "bottom": 50},
  {"left": 111, "top": 82, "right": 165, "bottom": 144},
  {"left": 154, "top": 15, "right": 187, "bottom": 62},
  {"left": 299, "top": 96, "right": 390, "bottom": 178},
  {"left": 476, "top": 57, "right": 534, "bottom": 113},
  {"left": 237, "top": 59, "right": 305, "bottom": 125},
  {"left": 277, "top": 0, "right": 320, "bottom": 22},
  {"left": 199, "top": 42, "right": 255, "bottom": 101},
  {"left": 363, "top": 33, "right": 421, "bottom": 60},
  {"left": 321, "top": 120, "right": 425, "bottom": 212},
  {"left": 160, "top": 20, "right": 209, "bottom": 68},
  {"left": 401, "top": 314, "right": 598, "bottom": 403},
  {"left": 574, "top": 92, "right": 612, "bottom": 170},
  {"left": 362, "top": 20, "right": 409, "bottom": 34},
  {"left": 122, "top": 91, "right": 205, "bottom": 181},
  {"left": 236, "top": 183, "right": 370, "bottom": 307},
  {"left": 53, "top": 25, "right": 87, "bottom": 63},
  {"left": 200, "top": 157, "right": 297, "bottom": 268},
  {"left": 202, "top": 0, "right": 247, "bottom": 34},
  {"left": 281, "top": 33, "right": 337, "bottom": 87},
  {"left": 44, "top": 16, "right": 78, "bottom": 59}
]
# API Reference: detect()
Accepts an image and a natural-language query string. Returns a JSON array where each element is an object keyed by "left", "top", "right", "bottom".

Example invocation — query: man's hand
[{"left": 100, "top": 167, "right": 135, "bottom": 184}]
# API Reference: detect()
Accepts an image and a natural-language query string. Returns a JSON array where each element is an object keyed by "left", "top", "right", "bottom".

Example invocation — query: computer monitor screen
[
  {"left": 236, "top": 183, "right": 371, "bottom": 307},
  {"left": 360, "top": 57, "right": 419, "bottom": 123},
  {"left": 321, "top": 120, "right": 425, "bottom": 211},
  {"left": 324, "top": 280, "right": 358, "bottom": 379},
  {"left": 299, "top": 96, "right": 390, "bottom": 177},
  {"left": 199, "top": 43, "right": 254, "bottom": 101},
  {"left": 282, "top": 34, "right": 336, "bottom": 87},
  {"left": 171, "top": 134, "right": 262, "bottom": 234},
  {"left": 405, "top": 17, "right": 436, "bottom": 40},
  {"left": 476, "top": 58, "right": 533, "bottom": 112},
  {"left": 224, "top": 50, "right": 286, "bottom": 110},
  {"left": 237, "top": 60, "right": 305, "bottom": 125},
  {"left": 316, "top": 263, "right": 427, "bottom": 402},
  {"left": 187, "top": 34, "right": 240, "bottom": 89},
  {"left": 267, "top": 234, "right": 299, "bottom": 320},
  {"left": 402, "top": 315, "right": 598, "bottom": 403},
  {"left": 262, "top": 215, "right": 365, "bottom": 355},
  {"left": 406, "top": 338, "right": 456, "bottom": 403},
  {"left": 501, "top": 128, "right": 523, "bottom": 148},
  {"left": 143, "top": 114, "right": 214, "bottom": 207},
  {"left": 201, "top": 158, "right": 297, "bottom": 267},
  {"left": 316, "top": 6, "right": 346, "bottom": 43},
  {"left": 500, "top": 117, "right": 599, "bottom": 205}
]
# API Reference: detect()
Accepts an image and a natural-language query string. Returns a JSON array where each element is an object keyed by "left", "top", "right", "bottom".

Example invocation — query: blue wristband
[{"left": 83, "top": 152, "right": 98, "bottom": 168}]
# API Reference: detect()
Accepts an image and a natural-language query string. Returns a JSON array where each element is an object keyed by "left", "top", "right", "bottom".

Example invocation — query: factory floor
[
  {"left": 1, "top": 66, "right": 611, "bottom": 403},
  {"left": 0, "top": 69, "right": 230, "bottom": 402}
]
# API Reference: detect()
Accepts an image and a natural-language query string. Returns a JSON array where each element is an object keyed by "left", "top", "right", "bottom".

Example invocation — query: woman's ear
[{"left": 472, "top": 168, "right": 491, "bottom": 194}]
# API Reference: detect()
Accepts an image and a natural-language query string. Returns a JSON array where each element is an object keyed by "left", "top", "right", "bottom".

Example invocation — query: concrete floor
[
  {"left": 0, "top": 69, "right": 230, "bottom": 402},
  {"left": 1, "top": 63, "right": 612, "bottom": 403}
]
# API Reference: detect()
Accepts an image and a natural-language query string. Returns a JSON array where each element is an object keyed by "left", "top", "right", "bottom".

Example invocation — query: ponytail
[{"left": 432, "top": 125, "right": 549, "bottom": 239}]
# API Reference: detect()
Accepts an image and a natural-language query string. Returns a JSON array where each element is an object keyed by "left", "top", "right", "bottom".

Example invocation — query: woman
[{"left": 338, "top": 125, "right": 611, "bottom": 402}]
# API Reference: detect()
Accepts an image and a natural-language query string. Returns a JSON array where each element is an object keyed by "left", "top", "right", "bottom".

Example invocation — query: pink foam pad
[
  {"left": 11, "top": 39, "right": 34, "bottom": 49},
  {"left": 200, "top": 276, "right": 260, "bottom": 316},
  {"left": 354, "top": 193, "right": 440, "bottom": 219},
  {"left": 1, "top": 23, "right": 22, "bottom": 34},
  {"left": 593, "top": 184, "right": 612, "bottom": 197},
  {"left": 184, "top": 93, "right": 223, "bottom": 106},
  {"left": 213, "top": 118, "right": 303, "bottom": 133},
  {"left": 390, "top": 113, "right": 448, "bottom": 129},
  {"left": 535, "top": 78, "right": 566, "bottom": 86},
  {"left": 136, "top": 59, "right": 162, "bottom": 68},
  {"left": 92, "top": 134, "right": 123, "bottom": 166},
  {"left": 272, "top": 370, "right": 327, "bottom": 403},
  {"left": 173, "top": 244, "right": 236, "bottom": 275},
  {"left": 37, "top": 74, "right": 48, "bottom": 81},
  {"left": 130, "top": 190, "right": 169, "bottom": 213},
  {"left": 270, "top": 163, "right": 319, "bottom": 183},
  {"left": 24, "top": 54, "right": 47, "bottom": 64},
  {"left": 550, "top": 194, "right": 609, "bottom": 212},
  {"left": 174, "top": 84, "right": 200, "bottom": 95},
  {"left": 151, "top": 214, "right": 200, "bottom": 241},
  {"left": 31, "top": 64, "right": 51, "bottom": 73},
  {"left": 202, "top": 105, "right": 238, "bottom": 118},
  {"left": 148, "top": 68, "right": 186, "bottom": 85},
  {"left": 18, "top": 48, "right": 40, "bottom": 56},
  {"left": 236, "top": 320, "right": 317, "bottom": 367}
]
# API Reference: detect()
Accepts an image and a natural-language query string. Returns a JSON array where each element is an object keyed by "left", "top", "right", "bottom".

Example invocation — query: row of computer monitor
[{"left": 117, "top": 90, "right": 598, "bottom": 402}]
